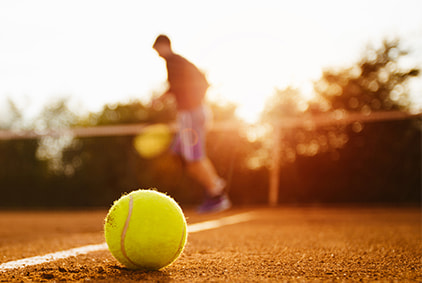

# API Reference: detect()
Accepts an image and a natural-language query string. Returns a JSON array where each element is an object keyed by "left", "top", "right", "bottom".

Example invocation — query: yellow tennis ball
[
  {"left": 104, "top": 189, "right": 187, "bottom": 270},
  {"left": 133, "top": 124, "right": 172, "bottom": 159}
]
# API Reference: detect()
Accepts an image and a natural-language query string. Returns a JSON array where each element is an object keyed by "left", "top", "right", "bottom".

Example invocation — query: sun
[{"left": 199, "top": 33, "right": 292, "bottom": 124}]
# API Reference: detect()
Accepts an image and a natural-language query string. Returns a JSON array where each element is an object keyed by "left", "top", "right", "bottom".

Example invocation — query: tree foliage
[{"left": 315, "top": 39, "right": 419, "bottom": 113}]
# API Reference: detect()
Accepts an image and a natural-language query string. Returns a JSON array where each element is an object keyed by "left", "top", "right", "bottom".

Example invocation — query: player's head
[{"left": 153, "top": 34, "right": 172, "bottom": 58}]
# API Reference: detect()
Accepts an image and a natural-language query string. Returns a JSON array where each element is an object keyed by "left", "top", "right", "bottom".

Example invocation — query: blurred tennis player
[{"left": 151, "top": 34, "right": 231, "bottom": 213}]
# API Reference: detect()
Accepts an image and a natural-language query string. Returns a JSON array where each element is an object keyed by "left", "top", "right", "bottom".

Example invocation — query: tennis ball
[
  {"left": 104, "top": 189, "right": 187, "bottom": 270},
  {"left": 133, "top": 124, "right": 172, "bottom": 159}
]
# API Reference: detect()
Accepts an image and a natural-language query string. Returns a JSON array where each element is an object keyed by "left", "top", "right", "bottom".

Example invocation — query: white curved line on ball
[{"left": 120, "top": 194, "right": 143, "bottom": 268}]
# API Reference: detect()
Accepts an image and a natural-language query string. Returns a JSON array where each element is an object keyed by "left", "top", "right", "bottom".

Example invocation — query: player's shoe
[{"left": 197, "top": 193, "right": 232, "bottom": 214}]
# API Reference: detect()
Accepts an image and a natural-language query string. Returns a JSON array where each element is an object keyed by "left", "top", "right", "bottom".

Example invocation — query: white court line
[
  {"left": 187, "top": 212, "right": 255, "bottom": 233},
  {"left": 0, "top": 211, "right": 256, "bottom": 272},
  {"left": 0, "top": 243, "right": 109, "bottom": 272}
]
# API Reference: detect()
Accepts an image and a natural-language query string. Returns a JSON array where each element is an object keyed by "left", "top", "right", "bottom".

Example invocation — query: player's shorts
[{"left": 171, "top": 105, "right": 211, "bottom": 162}]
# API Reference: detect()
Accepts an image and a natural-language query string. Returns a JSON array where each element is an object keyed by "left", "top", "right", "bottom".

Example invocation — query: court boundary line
[{"left": 0, "top": 211, "right": 256, "bottom": 272}]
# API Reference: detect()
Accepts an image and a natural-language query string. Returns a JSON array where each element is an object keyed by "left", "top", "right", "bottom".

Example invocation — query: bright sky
[{"left": 0, "top": 0, "right": 421, "bottom": 124}]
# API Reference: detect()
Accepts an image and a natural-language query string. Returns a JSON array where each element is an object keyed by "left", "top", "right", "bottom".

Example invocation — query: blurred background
[{"left": 0, "top": 1, "right": 420, "bottom": 208}]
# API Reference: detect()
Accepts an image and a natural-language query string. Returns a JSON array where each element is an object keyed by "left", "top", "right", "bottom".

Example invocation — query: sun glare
[{"left": 201, "top": 33, "right": 290, "bottom": 124}]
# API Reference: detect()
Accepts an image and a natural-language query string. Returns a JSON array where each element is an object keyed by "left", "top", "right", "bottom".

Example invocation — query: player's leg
[
  {"left": 176, "top": 108, "right": 219, "bottom": 192},
  {"left": 185, "top": 158, "right": 225, "bottom": 197},
  {"left": 171, "top": 136, "right": 223, "bottom": 197},
  {"left": 185, "top": 158, "right": 230, "bottom": 213},
  {"left": 177, "top": 106, "right": 231, "bottom": 212}
]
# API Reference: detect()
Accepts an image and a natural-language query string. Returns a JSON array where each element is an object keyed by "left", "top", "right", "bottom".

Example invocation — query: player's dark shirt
[{"left": 165, "top": 53, "right": 209, "bottom": 110}]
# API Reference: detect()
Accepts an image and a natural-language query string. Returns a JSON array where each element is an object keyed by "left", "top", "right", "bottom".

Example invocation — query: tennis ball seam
[
  {"left": 120, "top": 194, "right": 143, "bottom": 269},
  {"left": 161, "top": 219, "right": 187, "bottom": 268}
]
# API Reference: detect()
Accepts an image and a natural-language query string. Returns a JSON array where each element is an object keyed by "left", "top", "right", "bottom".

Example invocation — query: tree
[{"left": 315, "top": 39, "right": 419, "bottom": 113}]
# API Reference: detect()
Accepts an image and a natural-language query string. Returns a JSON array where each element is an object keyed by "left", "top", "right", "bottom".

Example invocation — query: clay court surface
[{"left": 0, "top": 206, "right": 421, "bottom": 282}]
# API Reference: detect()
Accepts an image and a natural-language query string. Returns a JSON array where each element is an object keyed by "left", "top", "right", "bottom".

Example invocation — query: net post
[{"left": 269, "top": 123, "right": 281, "bottom": 206}]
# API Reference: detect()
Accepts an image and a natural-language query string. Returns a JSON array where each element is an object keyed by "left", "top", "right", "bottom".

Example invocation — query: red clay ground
[{"left": 0, "top": 206, "right": 421, "bottom": 282}]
